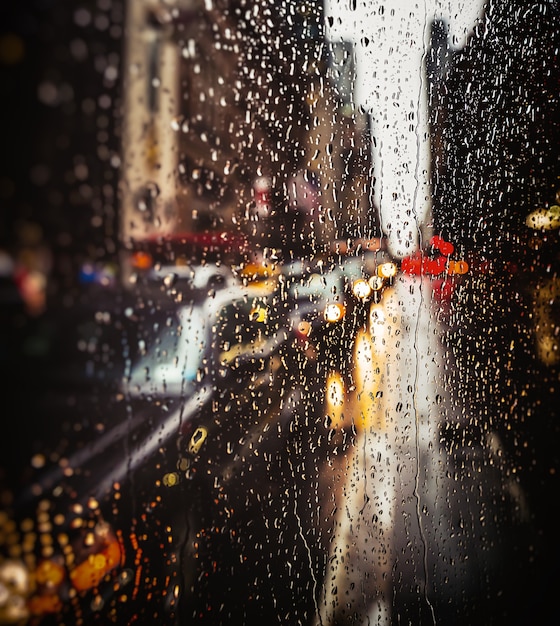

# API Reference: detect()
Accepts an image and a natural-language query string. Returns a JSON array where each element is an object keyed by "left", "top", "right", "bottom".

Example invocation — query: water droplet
[{"left": 163, "top": 273, "right": 177, "bottom": 288}]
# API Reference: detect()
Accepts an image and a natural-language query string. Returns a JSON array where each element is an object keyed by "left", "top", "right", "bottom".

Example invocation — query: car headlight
[
  {"left": 352, "top": 278, "right": 372, "bottom": 300},
  {"left": 378, "top": 262, "right": 398, "bottom": 279},
  {"left": 368, "top": 275, "right": 384, "bottom": 291},
  {"left": 324, "top": 302, "right": 345, "bottom": 323}
]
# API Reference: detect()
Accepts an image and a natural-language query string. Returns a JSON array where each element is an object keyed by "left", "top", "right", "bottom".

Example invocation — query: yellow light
[
  {"left": 325, "top": 372, "right": 345, "bottom": 428},
  {"left": 353, "top": 327, "right": 385, "bottom": 431},
  {"left": 352, "top": 278, "right": 372, "bottom": 300},
  {"left": 324, "top": 302, "right": 345, "bottom": 323},
  {"left": 249, "top": 305, "right": 268, "bottom": 322},
  {"left": 378, "top": 262, "right": 397, "bottom": 279},
  {"left": 163, "top": 472, "right": 180, "bottom": 487},
  {"left": 525, "top": 206, "right": 560, "bottom": 231},
  {"left": 188, "top": 427, "right": 208, "bottom": 454},
  {"left": 368, "top": 275, "right": 384, "bottom": 291}
]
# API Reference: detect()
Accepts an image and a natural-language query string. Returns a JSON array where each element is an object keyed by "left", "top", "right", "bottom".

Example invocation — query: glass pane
[{"left": 1, "top": 1, "right": 558, "bottom": 625}]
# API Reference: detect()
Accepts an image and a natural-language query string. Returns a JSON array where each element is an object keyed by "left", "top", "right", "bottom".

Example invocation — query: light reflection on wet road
[{"left": 313, "top": 275, "right": 530, "bottom": 625}]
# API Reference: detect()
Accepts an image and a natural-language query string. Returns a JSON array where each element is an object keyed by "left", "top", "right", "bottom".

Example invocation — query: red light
[
  {"left": 425, "top": 256, "right": 447, "bottom": 275},
  {"left": 439, "top": 241, "right": 454, "bottom": 256},
  {"left": 401, "top": 254, "right": 422, "bottom": 275},
  {"left": 433, "top": 279, "right": 455, "bottom": 303},
  {"left": 430, "top": 235, "right": 454, "bottom": 256}
]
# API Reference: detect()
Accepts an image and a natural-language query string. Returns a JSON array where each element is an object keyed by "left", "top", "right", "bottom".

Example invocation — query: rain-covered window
[{"left": 1, "top": 1, "right": 558, "bottom": 625}]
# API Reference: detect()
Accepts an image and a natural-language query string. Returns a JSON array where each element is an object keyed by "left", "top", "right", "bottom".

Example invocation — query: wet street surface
[{"left": 2, "top": 280, "right": 558, "bottom": 626}]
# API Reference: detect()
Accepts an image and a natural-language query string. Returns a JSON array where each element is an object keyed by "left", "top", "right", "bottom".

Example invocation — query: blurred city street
[
  {"left": 1, "top": 0, "right": 559, "bottom": 625},
  {"left": 0, "top": 258, "right": 545, "bottom": 625}
]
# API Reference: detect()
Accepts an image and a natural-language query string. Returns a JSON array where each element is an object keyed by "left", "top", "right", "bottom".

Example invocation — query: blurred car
[
  {"left": 122, "top": 263, "right": 288, "bottom": 399},
  {"left": 7, "top": 271, "right": 295, "bottom": 624},
  {"left": 122, "top": 229, "right": 249, "bottom": 292},
  {"left": 0, "top": 499, "right": 133, "bottom": 625},
  {"left": 278, "top": 235, "right": 470, "bottom": 430},
  {"left": 280, "top": 246, "right": 397, "bottom": 375}
]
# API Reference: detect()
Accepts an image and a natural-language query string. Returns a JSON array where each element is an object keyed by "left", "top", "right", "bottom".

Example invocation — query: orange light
[
  {"left": 28, "top": 593, "right": 63, "bottom": 616},
  {"left": 69, "top": 539, "right": 122, "bottom": 592},
  {"left": 325, "top": 372, "right": 345, "bottom": 429},
  {"left": 297, "top": 320, "right": 311, "bottom": 336},
  {"left": 35, "top": 560, "right": 65, "bottom": 587},
  {"left": 447, "top": 260, "right": 469, "bottom": 275},
  {"left": 239, "top": 261, "right": 278, "bottom": 280},
  {"left": 131, "top": 251, "right": 153, "bottom": 270}
]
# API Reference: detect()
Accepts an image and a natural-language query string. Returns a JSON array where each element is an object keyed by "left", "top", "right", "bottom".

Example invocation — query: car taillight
[{"left": 130, "top": 251, "right": 153, "bottom": 270}]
